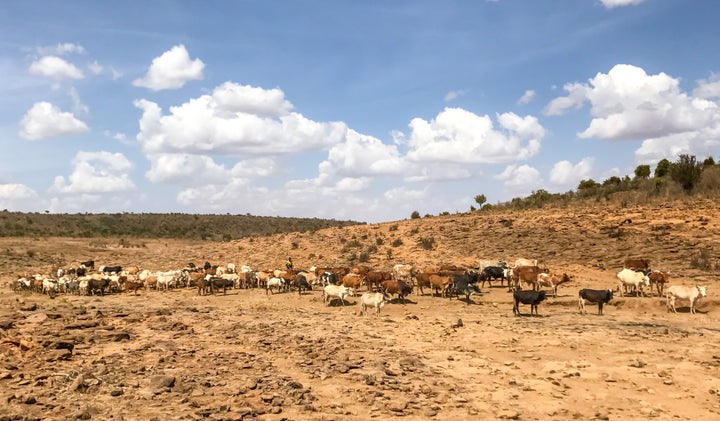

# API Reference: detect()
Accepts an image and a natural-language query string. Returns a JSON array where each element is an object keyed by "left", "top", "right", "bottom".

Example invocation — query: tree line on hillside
[
  {"left": 410, "top": 154, "right": 720, "bottom": 217},
  {"left": 0, "top": 212, "right": 362, "bottom": 240}
]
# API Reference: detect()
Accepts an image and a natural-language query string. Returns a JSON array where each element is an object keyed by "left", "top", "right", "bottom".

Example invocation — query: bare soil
[{"left": 1, "top": 199, "right": 719, "bottom": 420}]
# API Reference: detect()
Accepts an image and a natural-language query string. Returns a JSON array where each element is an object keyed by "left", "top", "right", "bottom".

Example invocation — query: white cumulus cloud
[
  {"left": 0, "top": 184, "right": 41, "bottom": 212},
  {"left": 133, "top": 44, "right": 205, "bottom": 91},
  {"left": 52, "top": 151, "right": 135, "bottom": 194},
  {"left": 404, "top": 107, "right": 543, "bottom": 164},
  {"left": 549, "top": 157, "right": 594, "bottom": 186},
  {"left": 134, "top": 82, "right": 348, "bottom": 156},
  {"left": 19, "top": 101, "right": 89, "bottom": 140},
  {"left": 37, "top": 43, "right": 86, "bottom": 56},
  {"left": 693, "top": 73, "right": 720, "bottom": 99},
  {"left": 146, "top": 154, "right": 230, "bottom": 186},
  {"left": 29, "top": 55, "right": 84, "bottom": 80},
  {"left": 495, "top": 164, "right": 543, "bottom": 191}
]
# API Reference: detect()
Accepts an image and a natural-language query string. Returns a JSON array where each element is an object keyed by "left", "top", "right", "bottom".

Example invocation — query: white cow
[
  {"left": 323, "top": 284, "right": 355, "bottom": 306},
  {"left": 392, "top": 264, "right": 414, "bottom": 284},
  {"left": 616, "top": 268, "right": 650, "bottom": 297},
  {"left": 266, "top": 277, "right": 285, "bottom": 294},
  {"left": 359, "top": 292, "right": 390, "bottom": 316},
  {"left": 666, "top": 285, "right": 707, "bottom": 314},
  {"left": 514, "top": 258, "right": 538, "bottom": 268}
]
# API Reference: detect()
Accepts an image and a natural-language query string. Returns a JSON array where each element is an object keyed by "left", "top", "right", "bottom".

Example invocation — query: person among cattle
[{"left": 285, "top": 257, "right": 294, "bottom": 270}]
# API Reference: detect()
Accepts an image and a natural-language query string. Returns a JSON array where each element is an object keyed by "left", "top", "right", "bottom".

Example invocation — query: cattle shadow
[
  {"left": 389, "top": 297, "right": 417, "bottom": 305},
  {"left": 671, "top": 307, "right": 709, "bottom": 314},
  {"left": 513, "top": 313, "right": 549, "bottom": 318},
  {"left": 325, "top": 299, "right": 357, "bottom": 307}
]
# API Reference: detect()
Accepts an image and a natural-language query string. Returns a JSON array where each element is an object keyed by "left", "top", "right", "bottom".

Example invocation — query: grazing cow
[
  {"left": 537, "top": 273, "right": 571, "bottom": 297},
  {"left": 266, "top": 277, "right": 286, "bottom": 294},
  {"left": 624, "top": 257, "right": 650, "bottom": 272},
  {"left": 102, "top": 265, "right": 122, "bottom": 274},
  {"left": 76, "top": 266, "right": 87, "bottom": 277},
  {"left": 413, "top": 272, "right": 433, "bottom": 296},
  {"left": 510, "top": 266, "right": 547, "bottom": 291},
  {"left": 123, "top": 277, "right": 145, "bottom": 295},
  {"left": 480, "top": 266, "right": 506, "bottom": 288},
  {"left": 320, "top": 271, "right": 340, "bottom": 286},
  {"left": 360, "top": 292, "right": 391, "bottom": 316},
  {"left": 255, "top": 271, "right": 271, "bottom": 288},
  {"left": 448, "top": 276, "right": 480, "bottom": 304},
  {"left": 197, "top": 278, "right": 211, "bottom": 296},
  {"left": 323, "top": 284, "right": 355, "bottom": 306},
  {"left": 666, "top": 285, "right": 707, "bottom": 314},
  {"left": 80, "top": 260, "right": 95, "bottom": 269},
  {"left": 578, "top": 289, "right": 614, "bottom": 315},
  {"left": 293, "top": 273, "right": 312, "bottom": 296},
  {"left": 380, "top": 279, "right": 413, "bottom": 303},
  {"left": 648, "top": 270, "right": 668, "bottom": 297},
  {"left": 616, "top": 268, "right": 650, "bottom": 297},
  {"left": 512, "top": 289, "right": 547, "bottom": 316},
  {"left": 342, "top": 273, "right": 366, "bottom": 291},
  {"left": 88, "top": 278, "right": 109, "bottom": 296},
  {"left": 392, "top": 264, "right": 415, "bottom": 284},
  {"left": 208, "top": 277, "right": 233, "bottom": 295},
  {"left": 428, "top": 274, "right": 453, "bottom": 297},
  {"left": 366, "top": 270, "right": 393, "bottom": 292}
]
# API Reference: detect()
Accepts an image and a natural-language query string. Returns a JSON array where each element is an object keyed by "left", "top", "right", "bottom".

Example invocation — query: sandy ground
[{"left": 0, "top": 200, "right": 719, "bottom": 420}]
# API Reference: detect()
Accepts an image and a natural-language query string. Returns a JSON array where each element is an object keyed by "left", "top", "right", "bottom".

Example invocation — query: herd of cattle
[{"left": 11, "top": 257, "right": 709, "bottom": 317}]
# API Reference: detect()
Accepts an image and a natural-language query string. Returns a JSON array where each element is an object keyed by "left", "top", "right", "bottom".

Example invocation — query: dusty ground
[{"left": 0, "top": 199, "right": 719, "bottom": 420}]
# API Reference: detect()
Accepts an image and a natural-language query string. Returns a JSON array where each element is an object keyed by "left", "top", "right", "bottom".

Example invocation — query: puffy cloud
[
  {"left": 693, "top": 73, "right": 720, "bottom": 99},
  {"left": 18, "top": 101, "right": 89, "bottom": 140},
  {"left": 495, "top": 164, "right": 543, "bottom": 190},
  {"left": 146, "top": 154, "right": 230, "bottom": 186},
  {"left": 52, "top": 151, "right": 135, "bottom": 194},
  {"left": 134, "top": 83, "right": 348, "bottom": 156},
  {"left": 543, "top": 82, "right": 588, "bottom": 115},
  {"left": 600, "top": 0, "right": 645, "bottom": 8},
  {"left": 517, "top": 89, "right": 536, "bottom": 105},
  {"left": 384, "top": 186, "right": 427, "bottom": 202},
  {"left": 318, "top": 129, "right": 406, "bottom": 178},
  {"left": 0, "top": 184, "right": 41, "bottom": 212},
  {"left": 549, "top": 157, "right": 594, "bottom": 186},
  {"left": 29, "top": 55, "right": 84, "bottom": 80},
  {"left": 635, "top": 129, "right": 720, "bottom": 163},
  {"left": 133, "top": 44, "right": 204, "bottom": 90},
  {"left": 405, "top": 107, "right": 543, "bottom": 164}
]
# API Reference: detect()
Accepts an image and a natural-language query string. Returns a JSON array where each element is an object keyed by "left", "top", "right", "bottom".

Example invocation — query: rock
[
  {"left": 110, "top": 389, "right": 123, "bottom": 397},
  {"left": 68, "top": 373, "right": 86, "bottom": 392},
  {"left": 19, "top": 303, "right": 37, "bottom": 311},
  {"left": 149, "top": 375, "right": 175, "bottom": 390},
  {"left": 497, "top": 409, "right": 520, "bottom": 419},
  {"left": 45, "top": 349, "right": 72, "bottom": 362},
  {"left": 595, "top": 412, "right": 610, "bottom": 420},
  {"left": 0, "top": 318, "right": 15, "bottom": 330},
  {"left": 23, "top": 395, "right": 36, "bottom": 404},
  {"left": 24, "top": 313, "right": 47, "bottom": 323},
  {"left": 113, "top": 333, "right": 131, "bottom": 342}
]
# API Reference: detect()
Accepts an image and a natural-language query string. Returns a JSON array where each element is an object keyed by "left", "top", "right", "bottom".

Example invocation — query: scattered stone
[
  {"left": 110, "top": 389, "right": 123, "bottom": 397},
  {"left": 45, "top": 349, "right": 72, "bottom": 362},
  {"left": 451, "top": 319, "right": 464, "bottom": 328},
  {"left": 497, "top": 409, "right": 520, "bottom": 419},
  {"left": 595, "top": 412, "right": 610, "bottom": 420},
  {"left": 19, "top": 303, "right": 38, "bottom": 312},
  {"left": 68, "top": 373, "right": 86, "bottom": 392},
  {"left": 149, "top": 375, "right": 175, "bottom": 390}
]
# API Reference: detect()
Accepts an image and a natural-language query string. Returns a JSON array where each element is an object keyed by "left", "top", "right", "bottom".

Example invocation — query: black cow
[
  {"left": 480, "top": 266, "right": 506, "bottom": 288},
  {"left": 204, "top": 261, "right": 212, "bottom": 270},
  {"left": 513, "top": 289, "right": 547, "bottom": 316},
  {"left": 208, "top": 277, "right": 233, "bottom": 295},
  {"left": 293, "top": 274, "right": 312, "bottom": 296},
  {"left": 321, "top": 272, "right": 340, "bottom": 285},
  {"left": 76, "top": 266, "right": 87, "bottom": 277},
  {"left": 102, "top": 265, "right": 122, "bottom": 274},
  {"left": 80, "top": 260, "right": 95, "bottom": 269},
  {"left": 578, "top": 289, "right": 614, "bottom": 315},
  {"left": 88, "top": 278, "right": 109, "bottom": 296},
  {"left": 448, "top": 276, "right": 481, "bottom": 304}
]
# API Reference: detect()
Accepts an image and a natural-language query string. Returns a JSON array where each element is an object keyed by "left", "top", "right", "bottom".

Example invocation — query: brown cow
[
  {"left": 414, "top": 272, "right": 433, "bottom": 296},
  {"left": 366, "top": 270, "right": 393, "bottom": 292},
  {"left": 380, "top": 279, "right": 413, "bottom": 303},
  {"left": 429, "top": 274, "right": 453, "bottom": 297},
  {"left": 342, "top": 273, "right": 366, "bottom": 291},
  {"left": 624, "top": 257, "right": 650, "bottom": 272},
  {"left": 510, "top": 266, "right": 548, "bottom": 291},
  {"left": 648, "top": 270, "right": 668, "bottom": 297}
]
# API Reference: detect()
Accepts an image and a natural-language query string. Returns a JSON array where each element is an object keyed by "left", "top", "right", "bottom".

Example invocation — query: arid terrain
[{"left": 1, "top": 199, "right": 719, "bottom": 420}]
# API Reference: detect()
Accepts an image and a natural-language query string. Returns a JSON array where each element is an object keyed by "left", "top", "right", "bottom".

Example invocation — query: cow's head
[{"left": 697, "top": 285, "right": 707, "bottom": 297}]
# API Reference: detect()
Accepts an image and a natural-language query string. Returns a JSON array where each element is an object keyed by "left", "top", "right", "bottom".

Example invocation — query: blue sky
[{"left": 1, "top": 0, "right": 719, "bottom": 223}]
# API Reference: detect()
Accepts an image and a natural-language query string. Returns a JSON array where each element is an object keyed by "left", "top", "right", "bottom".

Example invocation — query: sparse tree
[
  {"left": 655, "top": 158, "right": 671, "bottom": 178},
  {"left": 410, "top": 210, "right": 420, "bottom": 219},
  {"left": 703, "top": 156, "right": 716, "bottom": 167},
  {"left": 603, "top": 176, "right": 622, "bottom": 186},
  {"left": 474, "top": 194, "right": 487, "bottom": 207},
  {"left": 670, "top": 154, "right": 703, "bottom": 193},
  {"left": 634, "top": 164, "right": 651, "bottom": 179},
  {"left": 577, "top": 179, "right": 599, "bottom": 190}
]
